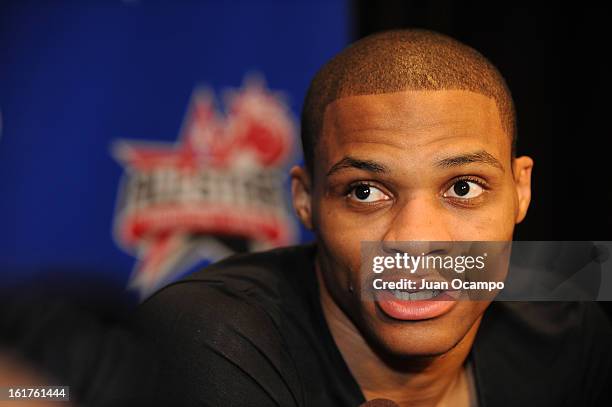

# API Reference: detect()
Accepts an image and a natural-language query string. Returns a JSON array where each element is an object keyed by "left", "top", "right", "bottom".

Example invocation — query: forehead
[{"left": 319, "top": 89, "right": 509, "bottom": 168}]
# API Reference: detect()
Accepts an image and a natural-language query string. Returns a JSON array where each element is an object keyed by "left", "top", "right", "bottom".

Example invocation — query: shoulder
[
  {"left": 131, "top": 244, "right": 316, "bottom": 406},
  {"left": 475, "top": 302, "right": 612, "bottom": 406},
  {"left": 138, "top": 242, "right": 316, "bottom": 326},
  {"left": 184, "top": 242, "right": 317, "bottom": 294}
]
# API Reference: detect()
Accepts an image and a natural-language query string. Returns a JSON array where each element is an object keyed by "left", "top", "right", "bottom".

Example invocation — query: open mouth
[
  {"left": 374, "top": 289, "right": 458, "bottom": 321},
  {"left": 388, "top": 289, "right": 442, "bottom": 301}
]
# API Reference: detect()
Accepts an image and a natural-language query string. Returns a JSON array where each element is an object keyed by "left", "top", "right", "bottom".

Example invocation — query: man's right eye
[{"left": 347, "top": 183, "right": 390, "bottom": 203}]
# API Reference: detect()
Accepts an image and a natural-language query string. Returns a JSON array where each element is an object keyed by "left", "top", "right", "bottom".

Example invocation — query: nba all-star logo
[{"left": 113, "top": 77, "right": 298, "bottom": 297}]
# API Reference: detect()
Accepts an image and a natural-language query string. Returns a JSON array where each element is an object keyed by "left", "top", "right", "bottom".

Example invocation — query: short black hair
[{"left": 301, "top": 29, "right": 516, "bottom": 173}]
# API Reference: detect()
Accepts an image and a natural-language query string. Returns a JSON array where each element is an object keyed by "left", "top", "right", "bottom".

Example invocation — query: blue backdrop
[{"left": 0, "top": 1, "right": 349, "bottom": 293}]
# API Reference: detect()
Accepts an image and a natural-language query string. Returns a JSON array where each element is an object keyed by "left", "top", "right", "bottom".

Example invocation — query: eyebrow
[
  {"left": 326, "top": 156, "right": 389, "bottom": 177},
  {"left": 326, "top": 150, "right": 504, "bottom": 177},
  {"left": 434, "top": 150, "right": 504, "bottom": 172}
]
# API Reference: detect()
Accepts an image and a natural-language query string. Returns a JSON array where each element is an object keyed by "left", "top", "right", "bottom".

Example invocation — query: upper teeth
[{"left": 390, "top": 289, "right": 441, "bottom": 300}]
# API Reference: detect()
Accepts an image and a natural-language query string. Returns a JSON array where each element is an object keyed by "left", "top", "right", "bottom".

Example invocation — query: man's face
[{"left": 292, "top": 89, "right": 533, "bottom": 357}]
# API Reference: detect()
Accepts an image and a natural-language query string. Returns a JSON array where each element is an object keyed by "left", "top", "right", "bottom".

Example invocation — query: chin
[
  {"left": 378, "top": 329, "right": 466, "bottom": 358},
  {"left": 359, "top": 302, "right": 485, "bottom": 359}
]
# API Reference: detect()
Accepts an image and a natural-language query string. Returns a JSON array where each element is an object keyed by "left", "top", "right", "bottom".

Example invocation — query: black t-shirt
[{"left": 134, "top": 243, "right": 612, "bottom": 406}]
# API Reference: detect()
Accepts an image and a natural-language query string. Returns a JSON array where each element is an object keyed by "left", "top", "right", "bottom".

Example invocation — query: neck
[{"left": 315, "top": 264, "right": 479, "bottom": 407}]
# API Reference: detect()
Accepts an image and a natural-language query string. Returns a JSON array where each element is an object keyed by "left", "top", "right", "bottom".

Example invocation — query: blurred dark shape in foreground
[{"left": 0, "top": 269, "right": 159, "bottom": 407}]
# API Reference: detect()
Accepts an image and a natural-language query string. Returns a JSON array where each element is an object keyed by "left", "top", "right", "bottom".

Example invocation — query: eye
[
  {"left": 348, "top": 183, "right": 390, "bottom": 203},
  {"left": 444, "top": 179, "right": 485, "bottom": 199}
]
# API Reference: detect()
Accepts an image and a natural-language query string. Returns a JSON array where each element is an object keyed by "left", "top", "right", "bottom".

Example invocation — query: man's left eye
[{"left": 443, "top": 180, "right": 484, "bottom": 199}]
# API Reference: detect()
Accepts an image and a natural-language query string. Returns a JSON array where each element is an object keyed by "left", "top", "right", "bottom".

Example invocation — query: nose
[{"left": 381, "top": 194, "right": 453, "bottom": 256}]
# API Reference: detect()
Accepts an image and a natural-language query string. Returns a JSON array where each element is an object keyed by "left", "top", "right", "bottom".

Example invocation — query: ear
[
  {"left": 512, "top": 156, "right": 534, "bottom": 224},
  {"left": 290, "top": 165, "right": 314, "bottom": 230}
]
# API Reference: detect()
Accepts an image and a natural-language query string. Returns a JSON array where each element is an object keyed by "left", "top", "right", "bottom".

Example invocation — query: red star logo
[{"left": 113, "top": 77, "right": 298, "bottom": 297}]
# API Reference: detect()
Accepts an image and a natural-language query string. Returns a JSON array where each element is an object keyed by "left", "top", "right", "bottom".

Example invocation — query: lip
[{"left": 375, "top": 290, "right": 458, "bottom": 321}]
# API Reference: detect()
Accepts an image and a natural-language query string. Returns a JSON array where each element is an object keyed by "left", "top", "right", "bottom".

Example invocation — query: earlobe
[
  {"left": 290, "top": 166, "right": 314, "bottom": 230},
  {"left": 513, "top": 156, "right": 534, "bottom": 224}
]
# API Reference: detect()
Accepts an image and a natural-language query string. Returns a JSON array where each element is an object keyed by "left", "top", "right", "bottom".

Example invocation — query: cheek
[
  {"left": 317, "top": 220, "right": 361, "bottom": 281},
  {"left": 456, "top": 213, "right": 514, "bottom": 240},
  {"left": 485, "top": 192, "right": 518, "bottom": 239},
  {"left": 314, "top": 199, "right": 378, "bottom": 292},
  {"left": 315, "top": 196, "right": 371, "bottom": 256},
  {"left": 320, "top": 205, "right": 384, "bottom": 235},
  {"left": 451, "top": 195, "right": 517, "bottom": 240}
]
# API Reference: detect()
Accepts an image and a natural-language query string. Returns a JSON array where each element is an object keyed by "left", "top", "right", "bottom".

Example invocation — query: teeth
[{"left": 390, "top": 289, "right": 441, "bottom": 300}]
